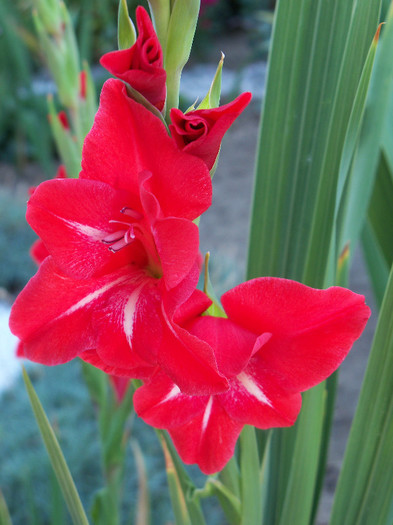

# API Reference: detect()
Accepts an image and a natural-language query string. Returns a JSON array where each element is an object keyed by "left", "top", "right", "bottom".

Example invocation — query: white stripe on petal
[
  {"left": 62, "top": 217, "right": 107, "bottom": 241},
  {"left": 158, "top": 384, "right": 181, "bottom": 405},
  {"left": 123, "top": 284, "right": 145, "bottom": 345},
  {"left": 201, "top": 396, "right": 213, "bottom": 434},
  {"left": 237, "top": 372, "right": 272, "bottom": 407},
  {"left": 60, "top": 274, "right": 130, "bottom": 319}
]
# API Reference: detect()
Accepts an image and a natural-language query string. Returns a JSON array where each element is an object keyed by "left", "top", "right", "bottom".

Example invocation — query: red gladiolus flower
[
  {"left": 169, "top": 92, "right": 252, "bottom": 170},
  {"left": 134, "top": 279, "right": 370, "bottom": 474},
  {"left": 100, "top": 6, "right": 166, "bottom": 111},
  {"left": 10, "top": 79, "right": 227, "bottom": 395}
]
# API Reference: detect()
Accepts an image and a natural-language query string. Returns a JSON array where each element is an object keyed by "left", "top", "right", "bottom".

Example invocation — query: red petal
[
  {"left": 138, "top": 171, "right": 201, "bottom": 289},
  {"left": 173, "top": 289, "right": 212, "bottom": 325},
  {"left": 220, "top": 371, "right": 301, "bottom": 428},
  {"left": 221, "top": 278, "right": 371, "bottom": 393},
  {"left": 26, "top": 178, "right": 143, "bottom": 279},
  {"left": 186, "top": 316, "right": 257, "bottom": 378},
  {"left": 152, "top": 309, "right": 229, "bottom": 395},
  {"left": 81, "top": 79, "right": 212, "bottom": 220},
  {"left": 153, "top": 217, "right": 200, "bottom": 289},
  {"left": 169, "top": 92, "right": 252, "bottom": 169},
  {"left": 133, "top": 373, "right": 242, "bottom": 474},
  {"left": 30, "top": 238, "right": 49, "bottom": 265},
  {"left": 94, "top": 277, "right": 164, "bottom": 370},
  {"left": 80, "top": 350, "right": 155, "bottom": 380},
  {"left": 168, "top": 398, "right": 243, "bottom": 474},
  {"left": 9, "top": 258, "right": 139, "bottom": 365},
  {"left": 134, "top": 371, "right": 207, "bottom": 428}
]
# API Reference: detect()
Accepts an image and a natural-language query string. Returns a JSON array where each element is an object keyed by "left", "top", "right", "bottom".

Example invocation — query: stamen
[
  {"left": 108, "top": 238, "right": 129, "bottom": 252},
  {"left": 109, "top": 219, "right": 133, "bottom": 227},
  {"left": 121, "top": 207, "right": 143, "bottom": 220},
  {"left": 102, "top": 230, "right": 126, "bottom": 244},
  {"left": 124, "top": 228, "right": 136, "bottom": 243}
]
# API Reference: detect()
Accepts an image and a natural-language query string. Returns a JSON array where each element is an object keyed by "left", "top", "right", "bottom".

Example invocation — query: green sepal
[
  {"left": 22, "top": 367, "right": 90, "bottom": 525},
  {"left": 118, "top": 0, "right": 136, "bottom": 50},
  {"left": 202, "top": 252, "right": 226, "bottom": 318},
  {"left": 126, "top": 84, "right": 169, "bottom": 130},
  {"left": 197, "top": 52, "right": 224, "bottom": 110},
  {"left": 148, "top": 0, "right": 171, "bottom": 53},
  {"left": 164, "top": 0, "right": 200, "bottom": 115}
]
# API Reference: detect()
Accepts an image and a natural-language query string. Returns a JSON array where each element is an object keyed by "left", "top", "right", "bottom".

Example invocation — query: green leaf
[
  {"left": 239, "top": 426, "right": 262, "bottom": 525},
  {"left": 118, "top": 0, "right": 136, "bottom": 50},
  {"left": 278, "top": 385, "right": 325, "bottom": 525},
  {"left": 247, "top": 0, "right": 381, "bottom": 284},
  {"left": 335, "top": 23, "right": 381, "bottom": 215},
  {"left": 246, "top": 2, "right": 381, "bottom": 525},
  {"left": 207, "top": 478, "right": 241, "bottom": 525},
  {"left": 0, "top": 490, "right": 12, "bottom": 525},
  {"left": 361, "top": 218, "right": 390, "bottom": 308},
  {"left": 336, "top": 9, "right": 393, "bottom": 260},
  {"left": 330, "top": 262, "right": 393, "bottom": 524},
  {"left": 157, "top": 431, "right": 206, "bottom": 525},
  {"left": 131, "top": 440, "right": 150, "bottom": 525},
  {"left": 22, "top": 368, "right": 90, "bottom": 525},
  {"left": 197, "top": 53, "right": 224, "bottom": 110},
  {"left": 367, "top": 151, "right": 393, "bottom": 269}
]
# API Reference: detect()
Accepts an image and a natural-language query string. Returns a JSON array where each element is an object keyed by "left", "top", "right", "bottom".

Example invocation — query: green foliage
[
  {"left": 0, "top": 362, "right": 171, "bottom": 525},
  {"left": 0, "top": 362, "right": 228, "bottom": 524}
]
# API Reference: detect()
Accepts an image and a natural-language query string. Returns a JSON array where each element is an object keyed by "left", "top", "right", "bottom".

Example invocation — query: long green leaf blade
[
  {"left": 22, "top": 368, "right": 90, "bottom": 525},
  {"left": 239, "top": 426, "right": 262, "bottom": 525},
  {"left": 246, "top": 2, "right": 380, "bottom": 524},
  {"left": 247, "top": 0, "right": 380, "bottom": 284},
  {"left": 330, "top": 263, "right": 393, "bottom": 524},
  {"left": 336, "top": 5, "right": 393, "bottom": 259}
]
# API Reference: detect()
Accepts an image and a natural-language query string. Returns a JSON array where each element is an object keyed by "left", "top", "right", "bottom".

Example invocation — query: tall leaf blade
[
  {"left": 247, "top": 0, "right": 380, "bottom": 284},
  {"left": 336, "top": 6, "right": 393, "bottom": 259},
  {"left": 330, "top": 263, "right": 393, "bottom": 524},
  {"left": 246, "top": 1, "right": 380, "bottom": 524},
  {"left": 22, "top": 368, "right": 90, "bottom": 525}
]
